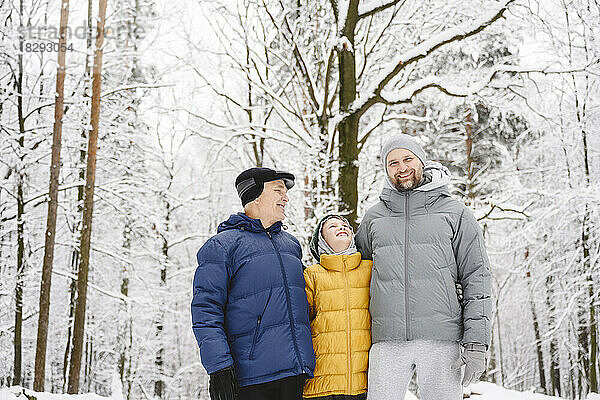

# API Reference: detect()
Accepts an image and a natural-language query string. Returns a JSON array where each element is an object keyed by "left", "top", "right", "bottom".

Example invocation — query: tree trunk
[
  {"left": 67, "top": 0, "right": 108, "bottom": 392},
  {"left": 580, "top": 94, "right": 597, "bottom": 394},
  {"left": 84, "top": 333, "right": 94, "bottom": 391},
  {"left": 568, "top": 17, "right": 597, "bottom": 390},
  {"left": 244, "top": 39, "right": 265, "bottom": 168},
  {"left": 465, "top": 109, "right": 475, "bottom": 205},
  {"left": 545, "top": 274, "right": 561, "bottom": 396},
  {"left": 63, "top": 254, "right": 77, "bottom": 389},
  {"left": 525, "top": 248, "right": 547, "bottom": 393},
  {"left": 525, "top": 248, "right": 547, "bottom": 392},
  {"left": 580, "top": 15, "right": 597, "bottom": 393},
  {"left": 154, "top": 200, "right": 169, "bottom": 398},
  {"left": 582, "top": 190, "right": 597, "bottom": 395},
  {"left": 337, "top": 0, "right": 359, "bottom": 227},
  {"left": 64, "top": 0, "right": 93, "bottom": 389},
  {"left": 530, "top": 281, "right": 547, "bottom": 391},
  {"left": 118, "top": 241, "right": 132, "bottom": 399},
  {"left": 568, "top": 346, "right": 577, "bottom": 398},
  {"left": 13, "top": 175, "right": 24, "bottom": 388},
  {"left": 13, "top": 0, "right": 26, "bottom": 385},
  {"left": 117, "top": 224, "right": 131, "bottom": 390},
  {"left": 34, "top": 0, "right": 70, "bottom": 390}
]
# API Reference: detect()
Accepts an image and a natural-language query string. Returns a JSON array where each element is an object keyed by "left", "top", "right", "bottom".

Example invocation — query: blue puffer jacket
[{"left": 191, "top": 213, "right": 315, "bottom": 387}]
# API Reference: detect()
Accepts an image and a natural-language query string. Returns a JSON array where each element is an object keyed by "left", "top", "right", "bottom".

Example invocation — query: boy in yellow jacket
[{"left": 303, "top": 215, "right": 372, "bottom": 400}]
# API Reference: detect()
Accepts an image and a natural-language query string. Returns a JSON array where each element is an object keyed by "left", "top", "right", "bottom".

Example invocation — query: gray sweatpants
[{"left": 367, "top": 340, "right": 462, "bottom": 400}]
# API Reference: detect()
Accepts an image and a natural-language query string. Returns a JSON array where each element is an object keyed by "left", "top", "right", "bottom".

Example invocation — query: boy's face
[{"left": 322, "top": 217, "right": 353, "bottom": 253}]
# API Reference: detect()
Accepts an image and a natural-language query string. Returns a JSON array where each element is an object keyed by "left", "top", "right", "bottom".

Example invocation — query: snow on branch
[
  {"left": 380, "top": 76, "right": 479, "bottom": 104},
  {"left": 262, "top": 0, "right": 320, "bottom": 114},
  {"left": 336, "top": 0, "right": 350, "bottom": 33},
  {"left": 477, "top": 202, "right": 533, "bottom": 221},
  {"left": 357, "top": 0, "right": 405, "bottom": 20},
  {"left": 349, "top": 0, "right": 515, "bottom": 117},
  {"left": 494, "top": 62, "right": 599, "bottom": 75},
  {"left": 101, "top": 84, "right": 173, "bottom": 98},
  {"left": 381, "top": 61, "right": 598, "bottom": 104}
]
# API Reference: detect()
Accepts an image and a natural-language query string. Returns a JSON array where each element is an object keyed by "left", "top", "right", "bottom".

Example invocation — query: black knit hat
[
  {"left": 309, "top": 214, "right": 351, "bottom": 261},
  {"left": 235, "top": 167, "right": 295, "bottom": 207}
]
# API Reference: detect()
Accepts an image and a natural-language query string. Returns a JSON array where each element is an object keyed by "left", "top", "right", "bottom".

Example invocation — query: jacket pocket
[
  {"left": 248, "top": 315, "right": 262, "bottom": 359},
  {"left": 436, "top": 264, "right": 461, "bottom": 317},
  {"left": 249, "top": 288, "right": 272, "bottom": 359}
]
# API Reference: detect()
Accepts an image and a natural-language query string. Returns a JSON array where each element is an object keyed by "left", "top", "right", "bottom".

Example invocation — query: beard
[{"left": 392, "top": 169, "right": 423, "bottom": 192}]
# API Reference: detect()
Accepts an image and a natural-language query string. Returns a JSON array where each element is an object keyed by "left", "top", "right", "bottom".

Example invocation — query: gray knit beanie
[{"left": 380, "top": 134, "right": 426, "bottom": 167}]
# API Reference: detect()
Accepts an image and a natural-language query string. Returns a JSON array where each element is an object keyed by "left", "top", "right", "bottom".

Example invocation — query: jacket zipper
[
  {"left": 404, "top": 193, "right": 411, "bottom": 340},
  {"left": 249, "top": 288, "right": 272, "bottom": 359},
  {"left": 249, "top": 315, "right": 261, "bottom": 359},
  {"left": 266, "top": 230, "right": 305, "bottom": 373},
  {"left": 343, "top": 257, "right": 353, "bottom": 393}
]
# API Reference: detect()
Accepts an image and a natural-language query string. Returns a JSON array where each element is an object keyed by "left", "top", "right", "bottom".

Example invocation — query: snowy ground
[
  {"left": 1, "top": 383, "right": 599, "bottom": 400},
  {"left": 470, "top": 382, "right": 566, "bottom": 399},
  {"left": 0, "top": 386, "right": 110, "bottom": 400},
  {"left": 0, "top": 386, "right": 121, "bottom": 400}
]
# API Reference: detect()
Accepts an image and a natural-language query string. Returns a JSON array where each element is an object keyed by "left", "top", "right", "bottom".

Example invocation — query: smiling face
[
  {"left": 386, "top": 148, "right": 424, "bottom": 191},
  {"left": 250, "top": 179, "right": 289, "bottom": 228},
  {"left": 321, "top": 217, "right": 353, "bottom": 253}
]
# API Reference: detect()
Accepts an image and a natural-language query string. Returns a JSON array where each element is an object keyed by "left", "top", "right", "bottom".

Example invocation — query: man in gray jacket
[{"left": 356, "top": 134, "right": 492, "bottom": 400}]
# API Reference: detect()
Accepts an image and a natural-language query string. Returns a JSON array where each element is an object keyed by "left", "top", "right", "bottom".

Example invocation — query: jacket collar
[
  {"left": 217, "top": 212, "right": 282, "bottom": 234},
  {"left": 380, "top": 186, "right": 450, "bottom": 213},
  {"left": 319, "top": 252, "right": 362, "bottom": 272}
]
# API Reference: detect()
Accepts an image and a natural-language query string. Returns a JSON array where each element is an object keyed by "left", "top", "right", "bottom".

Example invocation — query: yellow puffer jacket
[{"left": 303, "top": 252, "right": 372, "bottom": 398}]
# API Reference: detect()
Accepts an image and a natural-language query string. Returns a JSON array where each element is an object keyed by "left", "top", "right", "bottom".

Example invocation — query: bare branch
[
  {"left": 380, "top": 76, "right": 472, "bottom": 104},
  {"left": 378, "top": 61, "right": 599, "bottom": 109},
  {"left": 358, "top": 4, "right": 399, "bottom": 82},
  {"left": 260, "top": 0, "right": 321, "bottom": 115},
  {"left": 24, "top": 180, "right": 85, "bottom": 205},
  {"left": 100, "top": 84, "right": 173, "bottom": 98},
  {"left": 167, "top": 233, "right": 211, "bottom": 250},
  {"left": 477, "top": 202, "right": 533, "bottom": 221},
  {"left": 348, "top": 0, "right": 515, "bottom": 118},
  {"left": 358, "top": 105, "right": 387, "bottom": 151},
  {"left": 357, "top": 0, "right": 404, "bottom": 20},
  {"left": 322, "top": 49, "right": 336, "bottom": 121},
  {"left": 1, "top": 181, "right": 87, "bottom": 223}
]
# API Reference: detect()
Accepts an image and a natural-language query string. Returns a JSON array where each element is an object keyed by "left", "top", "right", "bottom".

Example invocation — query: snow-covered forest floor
[{"left": 2, "top": 383, "right": 599, "bottom": 400}]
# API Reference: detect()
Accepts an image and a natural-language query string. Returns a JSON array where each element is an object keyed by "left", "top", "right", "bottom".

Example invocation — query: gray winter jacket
[{"left": 356, "top": 165, "right": 491, "bottom": 347}]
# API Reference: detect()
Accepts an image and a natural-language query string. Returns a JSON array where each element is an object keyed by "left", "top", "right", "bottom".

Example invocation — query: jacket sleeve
[
  {"left": 355, "top": 215, "right": 373, "bottom": 260},
  {"left": 452, "top": 207, "right": 492, "bottom": 347},
  {"left": 191, "top": 238, "right": 234, "bottom": 374},
  {"left": 304, "top": 267, "right": 316, "bottom": 321}
]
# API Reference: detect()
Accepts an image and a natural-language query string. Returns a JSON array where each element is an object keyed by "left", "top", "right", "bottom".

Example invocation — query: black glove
[{"left": 209, "top": 366, "right": 239, "bottom": 400}]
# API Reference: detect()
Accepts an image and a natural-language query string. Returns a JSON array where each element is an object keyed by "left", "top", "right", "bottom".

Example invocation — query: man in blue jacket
[{"left": 191, "top": 167, "right": 315, "bottom": 400}]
